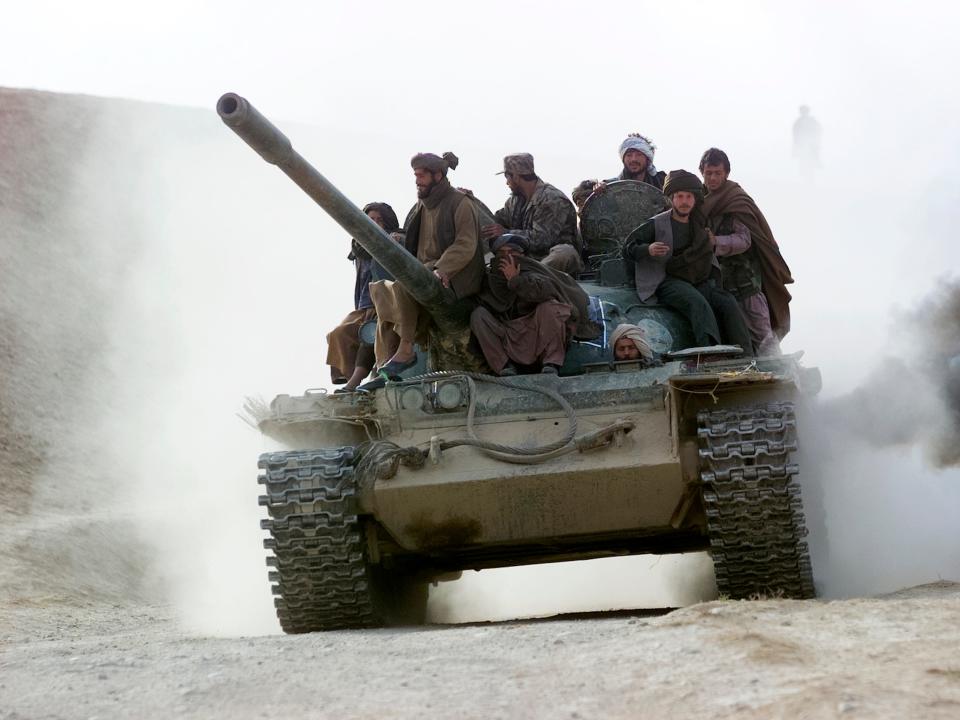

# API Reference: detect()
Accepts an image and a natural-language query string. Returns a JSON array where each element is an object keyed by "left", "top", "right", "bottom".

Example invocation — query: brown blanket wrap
[
  {"left": 702, "top": 181, "right": 794, "bottom": 338},
  {"left": 479, "top": 256, "right": 601, "bottom": 340}
]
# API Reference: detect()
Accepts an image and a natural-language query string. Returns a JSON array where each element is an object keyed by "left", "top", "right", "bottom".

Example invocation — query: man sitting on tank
[
  {"left": 610, "top": 323, "right": 656, "bottom": 365},
  {"left": 571, "top": 179, "right": 597, "bottom": 214},
  {"left": 622, "top": 170, "right": 753, "bottom": 353},
  {"left": 571, "top": 179, "right": 598, "bottom": 261},
  {"left": 698, "top": 147, "right": 794, "bottom": 355},
  {"left": 480, "top": 153, "right": 583, "bottom": 277},
  {"left": 368, "top": 151, "right": 485, "bottom": 379},
  {"left": 470, "top": 233, "right": 600, "bottom": 376},
  {"left": 594, "top": 133, "right": 667, "bottom": 193},
  {"left": 325, "top": 202, "right": 401, "bottom": 391}
]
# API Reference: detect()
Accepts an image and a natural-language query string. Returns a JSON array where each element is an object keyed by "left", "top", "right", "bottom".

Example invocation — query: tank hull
[
  {"left": 371, "top": 402, "right": 686, "bottom": 558},
  {"left": 257, "top": 355, "right": 814, "bottom": 574}
]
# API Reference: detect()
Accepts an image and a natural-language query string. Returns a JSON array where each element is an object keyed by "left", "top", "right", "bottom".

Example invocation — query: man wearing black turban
[{"left": 622, "top": 170, "right": 752, "bottom": 353}]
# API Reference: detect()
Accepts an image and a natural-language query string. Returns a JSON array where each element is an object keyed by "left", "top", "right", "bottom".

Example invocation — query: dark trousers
[{"left": 656, "top": 276, "right": 754, "bottom": 355}]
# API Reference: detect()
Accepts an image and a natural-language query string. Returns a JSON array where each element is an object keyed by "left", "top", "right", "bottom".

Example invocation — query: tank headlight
[
  {"left": 434, "top": 382, "right": 463, "bottom": 410},
  {"left": 400, "top": 386, "right": 425, "bottom": 410}
]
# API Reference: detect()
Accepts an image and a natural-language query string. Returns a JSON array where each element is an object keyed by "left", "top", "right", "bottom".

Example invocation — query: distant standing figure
[{"left": 792, "top": 105, "right": 822, "bottom": 174}]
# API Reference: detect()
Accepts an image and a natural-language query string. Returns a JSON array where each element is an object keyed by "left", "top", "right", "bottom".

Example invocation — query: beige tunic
[
  {"left": 416, "top": 198, "right": 479, "bottom": 278},
  {"left": 369, "top": 195, "right": 480, "bottom": 365}
]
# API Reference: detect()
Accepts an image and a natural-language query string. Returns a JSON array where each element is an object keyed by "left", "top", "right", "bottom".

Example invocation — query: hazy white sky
[{"left": 5, "top": 1, "right": 958, "bottom": 138}]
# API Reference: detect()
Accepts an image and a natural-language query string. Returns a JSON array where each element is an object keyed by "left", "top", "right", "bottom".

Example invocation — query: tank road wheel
[
  {"left": 697, "top": 402, "right": 816, "bottom": 600},
  {"left": 257, "top": 448, "right": 427, "bottom": 633}
]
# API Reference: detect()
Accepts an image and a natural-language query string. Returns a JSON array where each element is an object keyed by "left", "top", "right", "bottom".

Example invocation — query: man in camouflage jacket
[{"left": 482, "top": 153, "right": 583, "bottom": 276}]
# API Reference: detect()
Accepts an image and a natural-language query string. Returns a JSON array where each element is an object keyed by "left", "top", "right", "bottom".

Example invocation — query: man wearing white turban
[
  {"left": 593, "top": 133, "right": 667, "bottom": 197},
  {"left": 609, "top": 323, "right": 655, "bottom": 364},
  {"left": 611, "top": 133, "right": 666, "bottom": 190}
]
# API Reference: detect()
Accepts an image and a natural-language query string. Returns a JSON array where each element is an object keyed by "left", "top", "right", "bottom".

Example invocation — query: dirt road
[{"left": 2, "top": 583, "right": 959, "bottom": 720}]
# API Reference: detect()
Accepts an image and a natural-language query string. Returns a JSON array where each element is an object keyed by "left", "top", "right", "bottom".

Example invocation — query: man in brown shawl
[
  {"left": 369, "top": 151, "right": 485, "bottom": 377},
  {"left": 471, "top": 234, "right": 600, "bottom": 375},
  {"left": 622, "top": 170, "right": 753, "bottom": 353},
  {"left": 699, "top": 147, "right": 794, "bottom": 351}
]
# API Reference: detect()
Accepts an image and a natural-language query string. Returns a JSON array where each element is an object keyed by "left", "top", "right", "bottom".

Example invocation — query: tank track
[
  {"left": 697, "top": 401, "right": 815, "bottom": 599},
  {"left": 257, "top": 447, "right": 378, "bottom": 633}
]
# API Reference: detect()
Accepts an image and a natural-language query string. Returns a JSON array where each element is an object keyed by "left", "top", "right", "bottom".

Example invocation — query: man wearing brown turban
[
  {"left": 622, "top": 169, "right": 752, "bottom": 353},
  {"left": 368, "top": 152, "right": 485, "bottom": 376}
]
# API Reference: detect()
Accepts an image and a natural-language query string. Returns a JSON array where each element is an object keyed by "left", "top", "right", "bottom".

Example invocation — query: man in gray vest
[{"left": 622, "top": 169, "right": 752, "bottom": 353}]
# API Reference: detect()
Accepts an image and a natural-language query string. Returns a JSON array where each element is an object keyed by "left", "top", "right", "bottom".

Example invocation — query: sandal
[{"left": 378, "top": 356, "right": 417, "bottom": 381}]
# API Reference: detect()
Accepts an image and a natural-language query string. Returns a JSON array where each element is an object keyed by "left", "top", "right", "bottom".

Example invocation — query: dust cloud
[{"left": 0, "top": 90, "right": 346, "bottom": 634}]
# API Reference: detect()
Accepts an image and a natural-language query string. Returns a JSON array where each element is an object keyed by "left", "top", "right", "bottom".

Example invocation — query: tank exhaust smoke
[
  {"left": 796, "top": 277, "right": 960, "bottom": 598},
  {"left": 818, "top": 277, "right": 960, "bottom": 467}
]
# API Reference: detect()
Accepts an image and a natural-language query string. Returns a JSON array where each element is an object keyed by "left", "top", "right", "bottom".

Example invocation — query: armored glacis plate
[{"left": 580, "top": 180, "right": 670, "bottom": 257}]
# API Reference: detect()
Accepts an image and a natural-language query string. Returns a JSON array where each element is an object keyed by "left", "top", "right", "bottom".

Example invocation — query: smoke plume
[{"left": 820, "top": 278, "right": 960, "bottom": 467}]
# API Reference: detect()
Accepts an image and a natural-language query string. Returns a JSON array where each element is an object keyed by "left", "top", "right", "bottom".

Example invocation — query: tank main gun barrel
[{"left": 216, "top": 93, "right": 448, "bottom": 314}]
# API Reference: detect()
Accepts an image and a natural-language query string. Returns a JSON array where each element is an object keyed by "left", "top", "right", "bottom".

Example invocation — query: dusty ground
[{"left": 1, "top": 583, "right": 958, "bottom": 720}]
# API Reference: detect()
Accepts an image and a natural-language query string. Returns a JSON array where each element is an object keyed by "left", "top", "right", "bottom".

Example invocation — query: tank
[{"left": 218, "top": 93, "right": 821, "bottom": 633}]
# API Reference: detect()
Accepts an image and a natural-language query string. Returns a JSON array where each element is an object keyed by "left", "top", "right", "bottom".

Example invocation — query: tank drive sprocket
[
  {"left": 258, "top": 447, "right": 426, "bottom": 632},
  {"left": 698, "top": 402, "right": 815, "bottom": 599}
]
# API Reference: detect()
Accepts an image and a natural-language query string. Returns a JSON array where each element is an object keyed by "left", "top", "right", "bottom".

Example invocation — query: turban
[
  {"left": 491, "top": 233, "right": 529, "bottom": 253},
  {"left": 662, "top": 169, "right": 703, "bottom": 198},
  {"left": 411, "top": 151, "right": 459, "bottom": 175},
  {"left": 361, "top": 202, "right": 400, "bottom": 233},
  {"left": 609, "top": 323, "right": 653, "bottom": 361},
  {"left": 619, "top": 135, "right": 656, "bottom": 165}
]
